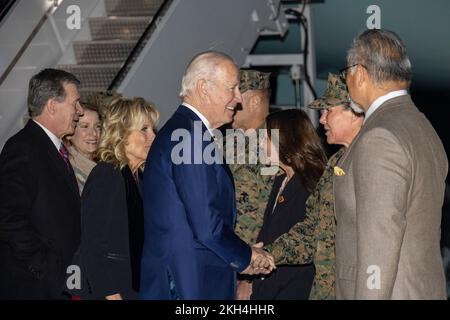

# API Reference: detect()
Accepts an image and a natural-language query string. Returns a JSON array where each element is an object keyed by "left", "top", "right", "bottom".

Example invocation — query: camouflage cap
[
  {"left": 239, "top": 69, "right": 271, "bottom": 93},
  {"left": 307, "top": 73, "right": 351, "bottom": 110}
]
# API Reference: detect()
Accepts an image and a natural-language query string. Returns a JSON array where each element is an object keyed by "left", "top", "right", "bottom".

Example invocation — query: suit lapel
[
  {"left": 221, "top": 159, "right": 234, "bottom": 185},
  {"left": 257, "top": 174, "right": 284, "bottom": 243},
  {"left": 47, "top": 145, "right": 80, "bottom": 198},
  {"left": 272, "top": 174, "right": 300, "bottom": 215},
  {"left": 334, "top": 94, "right": 414, "bottom": 221},
  {"left": 176, "top": 105, "right": 234, "bottom": 183},
  {"left": 27, "top": 121, "right": 80, "bottom": 199},
  {"left": 264, "top": 174, "right": 284, "bottom": 218}
]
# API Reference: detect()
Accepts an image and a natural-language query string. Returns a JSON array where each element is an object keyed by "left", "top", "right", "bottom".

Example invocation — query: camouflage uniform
[
  {"left": 227, "top": 127, "right": 276, "bottom": 244},
  {"left": 267, "top": 149, "right": 344, "bottom": 299},
  {"left": 226, "top": 69, "right": 275, "bottom": 244},
  {"left": 308, "top": 73, "right": 352, "bottom": 110},
  {"left": 238, "top": 69, "right": 270, "bottom": 93},
  {"left": 266, "top": 73, "right": 356, "bottom": 299}
]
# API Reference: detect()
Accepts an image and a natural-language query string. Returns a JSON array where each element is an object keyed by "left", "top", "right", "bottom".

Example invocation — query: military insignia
[
  {"left": 277, "top": 195, "right": 285, "bottom": 204},
  {"left": 333, "top": 166, "right": 345, "bottom": 176}
]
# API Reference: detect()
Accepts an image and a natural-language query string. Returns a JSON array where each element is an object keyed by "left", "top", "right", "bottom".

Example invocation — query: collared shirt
[
  {"left": 33, "top": 119, "right": 62, "bottom": 151},
  {"left": 364, "top": 89, "right": 408, "bottom": 124},
  {"left": 181, "top": 102, "right": 215, "bottom": 138}
]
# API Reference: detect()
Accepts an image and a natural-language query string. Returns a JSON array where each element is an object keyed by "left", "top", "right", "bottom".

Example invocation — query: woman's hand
[
  {"left": 236, "top": 280, "right": 252, "bottom": 300},
  {"left": 105, "top": 293, "right": 123, "bottom": 300}
]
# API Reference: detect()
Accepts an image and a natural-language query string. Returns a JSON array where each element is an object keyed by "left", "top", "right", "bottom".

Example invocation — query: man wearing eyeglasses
[{"left": 334, "top": 29, "right": 448, "bottom": 299}]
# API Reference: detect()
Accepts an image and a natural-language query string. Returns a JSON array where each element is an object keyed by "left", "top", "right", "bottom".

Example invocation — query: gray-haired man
[
  {"left": 0, "top": 69, "right": 83, "bottom": 299},
  {"left": 334, "top": 29, "right": 448, "bottom": 299}
]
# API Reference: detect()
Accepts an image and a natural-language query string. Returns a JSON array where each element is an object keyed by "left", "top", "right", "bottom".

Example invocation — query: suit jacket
[
  {"left": 140, "top": 105, "right": 252, "bottom": 300},
  {"left": 334, "top": 94, "right": 448, "bottom": 299},
  {"left": 79, "top": 162, "right": 141, "bottom": 299},
  {"left": 252, "top": 174, "right": 315, "bottom": 300},
  {"left": 0, "top": 120, "right": 81, "bottom": 299}
]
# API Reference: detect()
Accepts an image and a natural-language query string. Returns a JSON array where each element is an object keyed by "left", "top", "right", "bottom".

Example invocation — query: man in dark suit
[
  {"left": 140, "top": 51, "right": 275, "bottom": 300},
  {"left": 0, "top": 68, "right": 83, "bottom": 299}
]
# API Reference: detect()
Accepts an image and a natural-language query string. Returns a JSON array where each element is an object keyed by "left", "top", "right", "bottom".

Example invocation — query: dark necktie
[{"left": 59, "top": 144, "right": 70, "bottom": 168}]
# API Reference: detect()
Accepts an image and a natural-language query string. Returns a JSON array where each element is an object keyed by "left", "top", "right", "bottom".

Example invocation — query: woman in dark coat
[
  {"left": 250, "top": 109, "right": 327, "bottom": 300},
  {"left": 79, "top": 97, "right": 159, "bottom": 300}
]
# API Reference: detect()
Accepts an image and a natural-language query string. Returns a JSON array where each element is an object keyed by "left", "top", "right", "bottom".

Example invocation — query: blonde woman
[{"left": 79, "top": 97, "right": 159, "bottom": 300}]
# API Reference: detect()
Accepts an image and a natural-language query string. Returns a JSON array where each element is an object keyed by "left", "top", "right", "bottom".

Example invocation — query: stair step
[
  {"left": 57, "top": 64, "right": 122, "bottom": 90},
  {"left": 89, "top": 16, "right": 152, "bottom": 41},
  {"left": 78, "top": 88, "right": 111, "bottom": 103},
  {"left": 105, "top": 0, "right": 164, "bottom": 17},
  {"left": 73, "top": 40, "right": 137, "bottom": 64}
]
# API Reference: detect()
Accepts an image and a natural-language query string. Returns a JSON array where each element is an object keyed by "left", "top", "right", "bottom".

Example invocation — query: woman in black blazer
[
  {"left": 79, "top": 97, "right": 159, "bottom": 300},
  {"left": 250, "top": 109, "right": 327, "bottom": 299}
]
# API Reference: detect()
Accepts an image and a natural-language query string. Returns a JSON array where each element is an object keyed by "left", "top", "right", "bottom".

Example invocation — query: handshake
[{"left": 241, "top": 242, "right": 276, "bottom": 275}]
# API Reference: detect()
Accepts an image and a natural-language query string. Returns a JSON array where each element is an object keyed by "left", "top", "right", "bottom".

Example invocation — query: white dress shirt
[
  {"left": 364, "top": 90, "right": 408, "bottom": 124},
  {"left": 181, "top": 102, "right": 215, "bottom": 138},
  {"left": 33, "top": 119, "right": 62, "bottom": 151}
]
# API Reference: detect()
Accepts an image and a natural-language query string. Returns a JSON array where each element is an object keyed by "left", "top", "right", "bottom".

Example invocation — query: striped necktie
[{"left": 59, "top": 144, "right": 70, "bottom": 168}]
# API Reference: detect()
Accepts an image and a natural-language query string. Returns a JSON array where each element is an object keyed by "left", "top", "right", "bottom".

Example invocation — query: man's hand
[
  {"left": 251, "top": 242, "right": 275, "bottom": 271},
  {"left": 241, "top": 242, "right": 276, "bottom": 275},
  {"left": 236, "top": 280, "right": 252, "bottom": 300}
]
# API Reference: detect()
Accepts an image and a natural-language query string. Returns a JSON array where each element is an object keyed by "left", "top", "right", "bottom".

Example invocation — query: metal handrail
[
  {"left": 0, "top": 0, "right": 16, "bottom": 25},
  {"left": 108, "top": 0, "right": 173, "bottom": 91},
  {"left": 0, "top": 1, "right": 59, "bottom": 88}
]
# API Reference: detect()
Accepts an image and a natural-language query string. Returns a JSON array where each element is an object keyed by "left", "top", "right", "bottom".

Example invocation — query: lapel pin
[{"left": 334, "top": 166, "right": 346, "bottom": 176}]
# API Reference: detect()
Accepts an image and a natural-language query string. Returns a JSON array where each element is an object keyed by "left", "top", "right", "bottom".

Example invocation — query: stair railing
[
  {"left": 108, "top": 0, "right": 173, "bottom": 91},
  {"left": 0, "top": 0, "right": 17, "bottom": 24},
  {"left": 0, "top": 0, "right": 60, "bottom": 88}
]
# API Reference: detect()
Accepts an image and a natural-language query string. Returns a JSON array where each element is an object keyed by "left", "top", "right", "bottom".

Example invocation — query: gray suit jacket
[{"left": 334, "top": 94, "right": 448, "bottom": 299}]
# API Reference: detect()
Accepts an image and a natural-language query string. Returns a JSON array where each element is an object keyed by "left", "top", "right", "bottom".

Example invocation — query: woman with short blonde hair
[{"left": 96, "top": 97, "right": 159, "bottom": 171}]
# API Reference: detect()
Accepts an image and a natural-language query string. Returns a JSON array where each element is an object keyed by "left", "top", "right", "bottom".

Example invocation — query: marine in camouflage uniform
[
  {"left": 267, "top": 148, "right": 343, "bottom": 299},
  {"left": 228, "top": 127, "right": 276, "bottom": 244},
  {"left": 266, "top": 73, "right": 362, "bottom": 299},
  {"left": 225, "top": 69, "right": 276, "bottom": 244}
]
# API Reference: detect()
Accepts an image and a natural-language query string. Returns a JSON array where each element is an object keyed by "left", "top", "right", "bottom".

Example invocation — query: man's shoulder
[
  {"left": 1, "top": 124, "right": 36, "bottom": 157},
  {"left": 366, "top": 96, "right": 420, "bottom": 129},
  {"left": 363, "top": 100, "right": 435, "bottom": 145},
  {"left": 158, "top": 109, "right": 200, "bottom": 138}
]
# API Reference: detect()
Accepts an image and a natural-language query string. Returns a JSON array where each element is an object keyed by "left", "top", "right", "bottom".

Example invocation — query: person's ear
[
  {"left": 350, "top": 111, "right": 364, "bottom": 124},
  {"left": 356, "top": 65, "right": 367, "bottom": 88},
  {"left": 46, "top": 98, "right": 57, "bottom": 116},
  {"left": 249, "top": 94, "right": 261, "bottom": 112},
  {"left": 197, "top": 79, "right": 210, "bottom": 101}
]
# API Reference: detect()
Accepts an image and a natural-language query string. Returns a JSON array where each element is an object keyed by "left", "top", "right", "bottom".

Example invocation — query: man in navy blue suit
[{"left": 140, "top": 51, "right": 275, "bottom": 300}]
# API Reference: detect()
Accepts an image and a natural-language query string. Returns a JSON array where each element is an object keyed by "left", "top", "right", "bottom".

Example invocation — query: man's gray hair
[
  {"left": 347, "top": 29, "right": 412, "bottom": 86},
  {"left": 28, "top": 68, "right": 80, "bottom": 117},
  {"left": 179, "top": 51, "right": 236, "bottom": 98}
]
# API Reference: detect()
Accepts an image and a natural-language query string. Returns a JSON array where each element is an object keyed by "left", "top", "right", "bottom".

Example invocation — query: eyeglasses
[{"left": 339, "top": 64, "right": 366, "bottom": 81}]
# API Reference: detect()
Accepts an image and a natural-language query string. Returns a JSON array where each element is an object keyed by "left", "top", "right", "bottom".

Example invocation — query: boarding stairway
[
  {"left": 58, "top": 0, "right": 164, "bottom": 100},
  {"left": 0, "top": 0, "right": 314, "bottom": 149}
]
